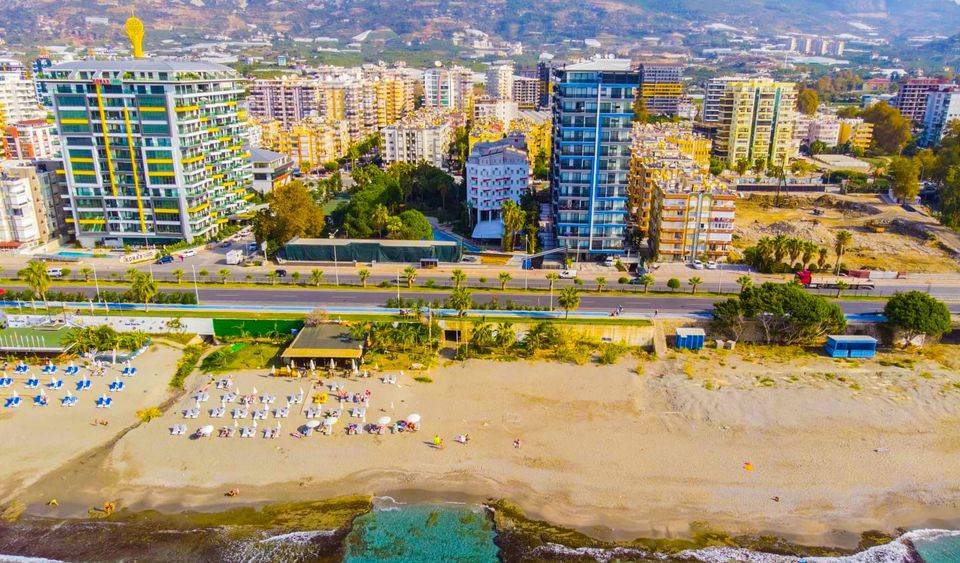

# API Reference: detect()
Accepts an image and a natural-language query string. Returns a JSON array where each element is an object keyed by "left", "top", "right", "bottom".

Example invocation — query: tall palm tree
[
  {"left": 816, "top": 247, "right": 829, "bottom": 271},
  {"left": 736, "top": 275, "right": 753, "bottom": 292},
  {"left": 596, "top": 276, "right": 606, "bottom": 293},
  {"left": 358, "top": 268, "right": 370, "bottom": 288},
  {"left": 18, "top": 261, "right": 51, "bottom": 303},
  {"left": 498, "top": 272, "right": 512, "bottom": 291},
  {"left": 786, "top": 238, "right": 803, "bottom": 268},
  {"left": 545, "top": 272, "right": 559, "bottom": 292},
  {"left": 451, "top": 268, "right": 466, "bottom": 289},
  {"left": 218, "top": 268, "right": 231, "bottom": 284},
  {"left": 688, "top": 276, "right": 703, "bottom": 294},
  {"left": 638, "top": 274, "right": 654, "bottom": 293},
  {"left": 755, "top": 237, "right": 774, "bottom": 271},
  {"left": 402, "top": 266, "right": 417, "bottom": 288},
  {"left": 801, "top": 242, "right": 817, "bottom": 271},
  {"left": 834, "top": 230, "right": 853, "bottom": 275},
  {"left": 772, "top": 235, "right": 788, "bottom": 270},
  {"left": 449, "top": 287, "right": 472, "bottom": 317},
  {"left": 309, "top": 269, "right": 325, "bottom": 287},
  {"left": 129, "top": 272, "right": 158, "bottom": 308},
  {"left": 557, "top": 287, "right": 580, "bottom": 319},
  {"left": 78, "top": 267, "right": 94, "bottom": 282},
  {"left": 172, "top": 268, "right": 185, "bottom": 285}
]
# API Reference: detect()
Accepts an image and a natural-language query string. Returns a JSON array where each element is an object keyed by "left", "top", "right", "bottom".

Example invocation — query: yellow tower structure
[{"left": 125, "top": 17, "right": 145, "bottom": 59}]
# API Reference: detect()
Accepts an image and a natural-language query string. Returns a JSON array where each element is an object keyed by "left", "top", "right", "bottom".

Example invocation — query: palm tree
[
  {"left": 449, "top": 287, "right": 472, "bottom": 317},
  {"left": 266, "top": 271, "right": 279, "bottom": 286},
  {"left": 816, "top": 247, "right": 829, "bottom": 272},
  {"left": 772, "top": 235, "right": 788, "bottom": 270},
  {"left": 736, "top": 158, "right": 749, "bottom": 177},
  {"left": 596, "top": 276, "right": 606, "bottom": 293},
  {"left": 557, "top": 287, "right": 580, "bottom": 319},
  {"left": 545, "top": 272, "right": 559, "bottom": 292},
  {"left": 402, "top": 266, "right": 417, "bottom": 288},
  {"left": 801, "top": 242, "right": 817, "bottom": 271},
  {"left": 18, "top": 262, "right": 51, "bottom": 302},
  {"left": 78, "top": 267, "right": 93, "bottom": 282},
  {"left": 639, "top": 274, "right": 654, "bottom": 293},
  {"left": 172, "top": 268, "right": 185, "bottom": 285},
  {"left": 688, "top": 276, "right": 703, "bottom": 294},
  {"left": 125, "top": 267, "right": 139, "bottom": 281},
  {"left": 291, "top": 271, "right": 302, "bottom": 284},
  {"left": 755, "top": 237, "right": 774, "bottom": 271},
  {"left": 197, "top": 269, "right": 209, "bottom": 281},
  {"left": 470, "top": 321, "right": 494, "bottom": 351},
  {"left": 309, "top": 269, "right": 324, "bottom": 287},
  {"left": 786, "top": 238, "right": 803, "bottom": 269},
  {"left": 834, "top": 230, "right": 853, "bottom": 275},
  {"left": 372, "top": 204, "right": 390, "bottom": 238},
  {"left": 736, "top": 275, "right": 753, "bottom": 292},
  {"left": 451, "top": 268, "right": 466, "bottom": 289},
  {"left": 218, "top": 268, "right": 231, "bottom": 284},
  {"left": 495, "top": 321, "right": 516, "bottom": 352},
  {"left": 129, "top": 272, "right": 158, "bottom": 308},
  {"left": 358, "top": 268, "right": 370, "bottom": 288},
  {"left": 498, "top": 272, "right": 512, "bottom": 291},
  {"left": 835, "top": 280, "right": 849, "bottom": 298}
]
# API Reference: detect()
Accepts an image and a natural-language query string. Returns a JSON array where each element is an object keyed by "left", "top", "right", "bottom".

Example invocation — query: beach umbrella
[
  {"left": 407, "top": 413, "right": 421, "bottom": 424},
  {"left": 40, "top": 387, "right": 46, "bottom": 397},
  {"left": 200, "top": 424, "right": 214, "bottom": 436},
  {"left": 111, "top": 348, "right": 117, "bottom": 364},
  {"left": 306, "top": 420, "right": 321, "bottom": 429},
  {"left": 51, "top": 376, "right": 58, "bottom": 385},
  {"left": 377, "top": 416, "right": 391, "bottom": 426},
  {"left": 323, "top": 416, "right": 338, "bottom": 426},
  {"left": 252, "top": 386, "right": 258, "bottom": 396},
  {"left": 310, "top": 359, "right": 316, "bottom": 371},
  {"left": 12, "top": 389, "right": 18, "bottom": 398}
]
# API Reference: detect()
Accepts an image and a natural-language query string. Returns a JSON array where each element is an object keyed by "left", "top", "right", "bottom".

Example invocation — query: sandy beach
[{"left": 2, "top": 342, "right": 959, "bottom": 549}]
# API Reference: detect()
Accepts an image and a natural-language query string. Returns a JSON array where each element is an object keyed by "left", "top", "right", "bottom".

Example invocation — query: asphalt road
[{"left": 12, "top": 285, "right": 957, "bottom": 316}]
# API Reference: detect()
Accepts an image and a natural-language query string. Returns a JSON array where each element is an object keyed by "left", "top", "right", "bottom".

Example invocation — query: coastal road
[{"left": 10, "top": 284, "right": 958, "bottom": 317}]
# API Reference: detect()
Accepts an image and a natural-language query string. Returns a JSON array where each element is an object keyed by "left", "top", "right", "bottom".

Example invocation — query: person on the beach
[
  {"left": 433, "top": 435, "right": 443, "bottom": 449},
  {"left": 513, "top": 438, "right": 522, "bottom": 449}
]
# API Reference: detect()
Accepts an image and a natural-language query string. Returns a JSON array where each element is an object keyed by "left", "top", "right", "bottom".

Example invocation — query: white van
[
  {"left": 47, "top": 267, "right": 64, "bottom": 278},
  {"left": 179, "top": 248, "right": 198, "bottom": 258}
]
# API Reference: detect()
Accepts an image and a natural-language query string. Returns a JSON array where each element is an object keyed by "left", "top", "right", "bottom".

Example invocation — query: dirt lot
[{"left": 734, "top": 194, "right": 960, "bottom": 273}]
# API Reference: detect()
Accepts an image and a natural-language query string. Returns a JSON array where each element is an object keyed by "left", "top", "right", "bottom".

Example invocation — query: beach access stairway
[{"left": 652, "top": 320, "right": 668, "bottom": 358}]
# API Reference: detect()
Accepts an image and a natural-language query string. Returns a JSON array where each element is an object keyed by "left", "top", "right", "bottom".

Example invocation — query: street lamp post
[
  {"left": 92, "top": 264, "right": 101, "bottom": 302},
  {"left": 191, "top": 265, "right": 201, "bottom": 305},
  {"left": 717, "top": 262, "right": 723, "bottom": 294}
]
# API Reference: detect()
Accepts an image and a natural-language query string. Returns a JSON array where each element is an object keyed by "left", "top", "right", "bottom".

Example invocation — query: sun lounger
[
  {"left": 0, "top": 378, "right": 11, "bottom": 387},
  {"left": 196, "top": 392, "right": 209, "bottom": 402},
  {"left": 352, "top": 407, "right": 366, "bottom": 418},
  {"left": 76, "top": 380, "right": 92, "bottom": 391},
  {"left": 210, "top": 407, "right": 225, "bottom": 418},
  {"left": 33, "top": 395, "right": 47, "bottom": 407},
  {"left": 274, "top": 407, "right": 289, "bottom": 418},
  {"left": 25, "top": 378, "right": 39, "bottom": 388}
]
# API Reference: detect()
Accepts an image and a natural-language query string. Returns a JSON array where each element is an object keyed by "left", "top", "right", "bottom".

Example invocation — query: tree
[
  {"left": 291, "top": 271, "right": 301, "bottom": 284},
  {"left": 736, "top": 158, "right": 750, "bottom": 176},
  {"left": 79, "top": 267, "right": 93, "bottom": 282},
  {"left": 498, "top": 272, "right": 512, "bottom": 291},
  {"left": 371, "top": 203, "right": 390, "bottom": 238},
  {"left": 889, "top": 156, "right": 920, "bottom": 201},
  {"left": 545, "top": 272, "right": 559, "bottom": 293},
  {"left": 737, "top": 282, "right": 846, "bottom": 345},
  {"left": 736, "top": 275, "right": 753, "bottom": 292},
  {"left": 860, "top": 102, "right": 911, "bottom": 155},
  {"left": 797, "top": 88, "right": 819, "bottom": 116},
  {"left": 451, "top": 268, "right": 466, "bottom": 289},
  {"left": 667, "top": 278, "right": 681, "bottom": 292},
  {"left": 197, "top": 269, "right": 209, "bottom": 280},
  {"left": 688, "top": 276, "right": 703, "bottom": 294},
  {"left": 884, "top": 291, "right": 952, "bottom": 345},
  {"left": 834, "top": 280, "right": 849, "bottom": 298},
  {"left": 914, "top": 148, "right": 936, "bottom": 182},
  {"left": 753, "top": 157, "right": 767, "bottom": 175},
  {"left": 358, "top": 269, "right": 370, "bottom": 288},
  {"left": 18, "top": 262, "right": 51, "bottom": 302},
  {"left": 396, "top": 209, "right": 433, "bottom": 240},
  {"left": 631, "top": 95, "right": 649, "bottom": 124},
  {"left": 596, "top": 276, "right": 606, "bottom": 293},
  {"left": 557, "top": 287, "right": 580, "bottom": 319},
  {"left": 638, "top": 274, "right": 654, "bottom": 293},
  {"left": 501, "top": 200, "right": 525, "bottom": 252},
  {"left": 449, "top": 287, "right": 472, "bottom": 317},
  {"left": 253, "top": 181, "right": 326, "bottom": 254},
  {"left": 711, "top": 298, "right": 746, "bottom": 340},
  {"left": 218, "top": 268, "right": 231, "bottom": 284},
  {"left": 129, "top": 272, "right": 158, "bottom": 307},
  {"left": 941, "top": 165, "right": 960, "bottom": 229},
  {"left": 834, "top": 230, "right": 853, "bottom": 275},
  {"left": 172, "top": 268, "right": 185, "bottom": 285},
  {"left": 816, "top": 247, "right": 829, "bottom": 271},
  {"left": 266, "top": 271, "right": 279, "bottom": 286},
  {"left": 310, "top": 269, "right": 325, "bottom": 287},
  {"left": 402, "top": 266, "right": 418, "bottom": 288},
  {"left": 495, "top": 321, "right": 516, "bottom": 352},
  {"left": 385, "top": 216, "right": 403, "bottom": 239},
  {"left": 809, "top": 140, "right": 828, "bottom": 156}
]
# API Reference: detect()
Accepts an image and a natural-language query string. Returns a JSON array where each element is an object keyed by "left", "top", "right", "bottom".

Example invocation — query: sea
[{"left": 0, "top": 499, "right": 958, "bottom": 562}]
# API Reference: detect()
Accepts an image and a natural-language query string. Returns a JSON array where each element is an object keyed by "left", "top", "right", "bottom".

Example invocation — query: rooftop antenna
[{"left": 125, "top": 16, "right": 145, "bottom": 59}]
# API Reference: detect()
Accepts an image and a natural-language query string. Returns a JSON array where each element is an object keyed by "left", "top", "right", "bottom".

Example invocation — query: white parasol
[
  {"left": 377, "top": 416, "right": 391, "bottom": 426},
  {"left": 306, "top": 420, "right": 321, "bottom": 428},
  {"left": 323, "top": 416, "right": 339, "bottom": 426},
  {"left": 200, "top": 425, "right": 214, "bottom": 435},
  {"left": 407, "top": 413, "right": 421, "bottom": 424}
]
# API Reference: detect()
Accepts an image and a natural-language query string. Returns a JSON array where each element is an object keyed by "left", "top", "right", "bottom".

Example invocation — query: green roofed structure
[{"left": 279, "top": 238, "right": 462, "bottom": 263}]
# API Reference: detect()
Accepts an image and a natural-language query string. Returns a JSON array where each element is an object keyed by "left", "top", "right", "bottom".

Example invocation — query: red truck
[{"left": 795, "top": 270, "right": 875, "bottom": 291}]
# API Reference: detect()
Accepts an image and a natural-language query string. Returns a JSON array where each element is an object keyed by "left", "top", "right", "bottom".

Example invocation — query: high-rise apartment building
[
  {"left": 3, "top": 119, "right": 58, "bottom": 160},
  {"left": 40, "top": 60, "right": 253, "bottom": 246},
  {"left": 838, "top": 118, "right": 873, "bottom": 152},
  {"left": 637, "top": 63, "right": 683, "bottom": 116},
  {"left": 712, "top": 78, "right": 799, "bottom": 168},
  {"left": 537, "top": 61, "right": 553, "bottom": 109},
  {"left": 512, "top": 76, "right": 541, "bottom": 109},
  {"left": 466, "top": 136, "right": 530, "bottom": 237},
  {"left": 0, "top": 59, "right": 46, "bottom": 126},
  {"left": 0, "top": 160, "right": 61, "bottom": 244},
  {"left": 423, "top": 66, "right": 474, "bottom": 112},
  {"left": 473, "top": 97, "right": 518, "bottom": 124},
  {"left": 920, "top": 87, "right": 960, "bottom": 147},
  {"left": 701, "top": 76, "right": 739, "bottom": 124},
  {"left": 269, "top": 116, "right": 350, "bottom": 171},
  {"left": 550, "top": 59, "right": 639, "bottom": 255},
  {"left": 248, "top": 76, "right": 323, "bottom": 129},
  {"left": 381, "top": 109, "right": 452, "bottom": 169},
  {"left": 486, "top": 62, "right": 514, "bottom": 100},
  {"left": 893, "top": 78, "right": 948, "bottom": 123},
  {"left": 650, "top": 181, "right": 736, "bottom": 263}
]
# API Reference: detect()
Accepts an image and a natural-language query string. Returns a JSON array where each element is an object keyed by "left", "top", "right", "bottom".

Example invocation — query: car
[
  {"left": 274, "top": 269, "right": 288, "bottom": 277},
  {"left": 155, "top": 255, "right": 174, "bottom": 265},
  {"left": 219, "top": 241, "right": 232, "bottom": 248},
  {"left": 691, "top": 260, "right": 705, "bottom": 270},
  {"left": 705, "top": 261, "right": 718, "bottom": 270},
  {"left": 460, "top": 255, "right": 480, "bottom": 264},
  {"left": 627, "top": 277, "right": 647, "bottom": 285},
  {"left": 46, "top": 267, "right": 64, "bottom": 278},
  {"left": 247, "top": 242, "right": 259, "bottom": 252},
  {"left": 602, "top": 256, "right": 616, "bottom": 267},
  {"left": 558, "top": 270, "right": 578, "bottom": 279},
  {"left": 179, "top": 248, "right": 197, "bottom": 258}
]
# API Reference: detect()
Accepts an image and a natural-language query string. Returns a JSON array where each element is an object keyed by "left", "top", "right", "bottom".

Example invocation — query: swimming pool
[
  {"left": 56, "top": 251, "right": 114, "bottom": 259},
  {"left": 432, "top": 229, "right": 483, "bottom": 253}
]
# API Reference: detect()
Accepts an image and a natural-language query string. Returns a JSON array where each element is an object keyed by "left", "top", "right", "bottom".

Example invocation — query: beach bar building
[
  {"left": 824, "top": 335, "right": 877, "bottom": 358},
  {"left": 675, "top": 327, "right": 705, "bottom": 351},
  {"left": 281, "top": 325, "right": 365, "bottom": 368}
]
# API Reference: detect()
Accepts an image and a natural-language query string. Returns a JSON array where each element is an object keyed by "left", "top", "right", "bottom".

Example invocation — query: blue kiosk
[
  {"left": 824, "top": 335, "right": 878, "bottom": 358},
  {"left": 675, "top": 328, "right": 706, "bottom": 351}
]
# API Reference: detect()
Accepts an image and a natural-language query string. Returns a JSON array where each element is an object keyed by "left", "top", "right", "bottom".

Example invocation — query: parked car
[
  {"left": 179, "top": 248, "right": 197, "bottom": 258},
  {"left": 46, "top": 267, "right": 64, "bottom": 278},
  {"left": 705, "top": 261, "right": 718, "bottom": 270},
  {"left": 558, "top": 270, "right": 578, "bottom": 279},
  {"left": 155, "top": 255, "right": 174, "bottom": 265},
  {"left": 691, "top": 260, "right": 705, "bottom": 270},
  {"left": 219, "top": 241, "right": 232, "bottom": 248},
  {"left": 274, "top": 269, "right": 288, "bottom": 277},
  {"left": 602, "top": 256, "right": 616, "bottom": 267},
  {"left": 460, "top": 255, "right": 480, "bottom": 264},
  {"left": 627, "top": 276, "right": 647, "bottom": 285}
]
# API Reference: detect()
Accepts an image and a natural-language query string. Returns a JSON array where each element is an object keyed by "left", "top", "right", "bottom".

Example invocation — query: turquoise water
[
  {"left": 343, "top": 504, "right": 499, "bottom": 563},
  {"left": 56, "top": 251, "right": 97, "bottom": 258},
  {"left": 913, "top": 532, "right": 960, "bottom": 563},
  {"left": 431, "top": 229, "right": 484, "bottom": 253}
]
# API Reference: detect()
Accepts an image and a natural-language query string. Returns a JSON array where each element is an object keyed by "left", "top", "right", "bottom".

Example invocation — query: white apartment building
[
  {"left": 806, "top": 115, "right": 843, "bottom": 146},
  {"left": 486, "top": 62, "right": 514, "bottom": 100},
  {"left": 0, "top": 162, "right": 53, "bottom": 244},
  {"left": 921, "top": 88, "right": 960, "bottom": 147},
  {"left": 381, "top": 110, "right": 452, "bottom": 169},
  {"left": 701, "top": 76, "right": 739, "bottom": 124},
  {"left": 0, "top": 60, "right": 46, "bottom": 127},
  {"left": 466, "top": 137, "right": 530, "bottom": 239},
  {"left": 3, "top": 119, "right": 58, "bottom": 160},
  {"left": 423, "top": 66, "right": 474, "bottom": 112},
  {"left": 473, "top": 97, "right": 518, "bottom": 124},
  {"left": 511, "top": 75, "right": 540, "bottom": 109}
]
